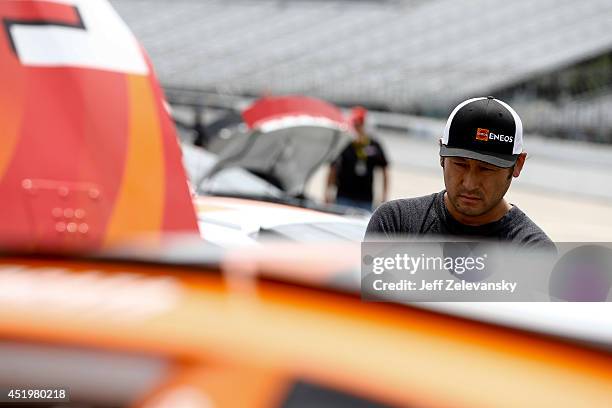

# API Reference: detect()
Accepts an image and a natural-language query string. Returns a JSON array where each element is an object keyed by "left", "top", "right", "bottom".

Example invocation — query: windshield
[
  {"left": 209, "top": 126, "right": 347, "bottom": 196},
  {"left": 183, "top": 143, "right": 369, "bottom": 216},
  {"left": 181, "top": 143, "right": 284, "bottom": 198}
]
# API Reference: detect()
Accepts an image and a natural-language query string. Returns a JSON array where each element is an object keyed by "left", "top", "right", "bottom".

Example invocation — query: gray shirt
[{"left": 365, "top": 190, "right": 554, "bottom": 249}]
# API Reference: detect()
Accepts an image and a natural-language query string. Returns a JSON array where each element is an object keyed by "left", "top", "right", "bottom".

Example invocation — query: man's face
[
  {"left": 442, "top": 157, "right": 513, "bottom": 217},
  {"left": 353, "top": 122, "right": 366, "bottom": 140}
]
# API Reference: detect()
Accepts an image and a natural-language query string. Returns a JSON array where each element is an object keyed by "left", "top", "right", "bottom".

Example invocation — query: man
[
  {"left": 326, "top": 107, "right": 389, "bottom": 211},
  {"left": 366, "top": 96, "right": 553, "bottom": 248}
]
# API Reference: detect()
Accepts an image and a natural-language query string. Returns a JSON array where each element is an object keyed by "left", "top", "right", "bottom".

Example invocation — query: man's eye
[
  {"left": 480, "top": 167, "right": 494, "bottom": 172},
  {"left": 454, "top": 162, "right": 467, "bottom": 168}
]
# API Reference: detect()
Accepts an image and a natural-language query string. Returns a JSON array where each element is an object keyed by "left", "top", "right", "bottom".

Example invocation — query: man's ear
[
  {"left": 512, "top": 152, "right": 527, "bottom": 178},
  {"left": 440, "top": 157, "right": 444, "bottom": 168}
]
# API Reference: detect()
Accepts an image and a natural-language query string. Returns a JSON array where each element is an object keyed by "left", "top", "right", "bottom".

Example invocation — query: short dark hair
[{"left": 507, "top": 164, "right": 515, "bottom": 180}]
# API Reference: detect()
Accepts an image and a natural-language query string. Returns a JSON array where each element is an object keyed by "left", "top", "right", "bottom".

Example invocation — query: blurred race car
[
  {"left": 179, "top": 95, "right": 371, "bottom": 246},
  {"left": 2, "top": 241, "right": 612, "bottom": 408},
  {"left": 182, "top": 142, "right": 368, "bottom": 246},
  {"left": 0, "top": 1, "right": 611, "bottom": 408}
]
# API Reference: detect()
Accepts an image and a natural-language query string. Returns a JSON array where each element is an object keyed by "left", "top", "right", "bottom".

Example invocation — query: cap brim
[{"left": 440, "top": 145, "right": 518, "bottom": 168}]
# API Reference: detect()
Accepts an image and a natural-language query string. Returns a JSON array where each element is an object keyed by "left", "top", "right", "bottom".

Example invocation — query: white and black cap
[{"left": 440, "top": 96, "right": 523, "bottom": 168}]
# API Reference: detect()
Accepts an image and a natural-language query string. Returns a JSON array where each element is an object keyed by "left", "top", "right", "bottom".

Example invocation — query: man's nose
[{"left": 461, "top": 168, "right": 480, "bottom": 191}]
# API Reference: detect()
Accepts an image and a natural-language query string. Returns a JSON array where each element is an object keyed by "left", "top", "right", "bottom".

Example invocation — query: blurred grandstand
[{"left": 112, "top": 0, "right": 612, "bottom": 142}]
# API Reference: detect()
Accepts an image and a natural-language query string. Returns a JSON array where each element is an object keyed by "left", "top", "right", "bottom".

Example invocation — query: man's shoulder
[
  {"left": 368, "top": 137, "right": 382, "bottom": 146},
  {"left": 369, "top": 137, "right": 387, "bottom": 151},
  {"left": 377, "top": 193, "right": 439, "bottom": 213},
  {"left": 508, "top": 206, "right": 556, "bottom": 249},
  {"left": 365, "top": 192, "right": 440, "bottom": 238}
]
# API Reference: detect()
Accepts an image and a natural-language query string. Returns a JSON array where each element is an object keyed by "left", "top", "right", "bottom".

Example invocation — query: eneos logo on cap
[
  {"left": 475, "top": 128, "right": 514, "bottom": 143},
  {"left": 475, "top": 128, "right": 489, "bottom": 141}
]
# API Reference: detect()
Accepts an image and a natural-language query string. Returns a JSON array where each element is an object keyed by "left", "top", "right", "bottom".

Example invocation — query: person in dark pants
[
  {"left": 326, "top": 107, "right": 389, "bottom": 211},
  {"left": 365, "top": 96, "right": 553, "bottom": 249}
]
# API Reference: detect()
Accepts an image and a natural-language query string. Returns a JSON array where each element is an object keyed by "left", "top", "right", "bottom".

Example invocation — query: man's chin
[
  {"left": 452, "top": 201, "right": 488, "bottom": 217},
  {"left": 456, "top": 208, "right": 487, "bottom": 217}
]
